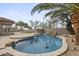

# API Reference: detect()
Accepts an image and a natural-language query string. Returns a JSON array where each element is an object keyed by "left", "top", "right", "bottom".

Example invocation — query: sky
[
  {"left": 0, "top": 3, "right": 65, "bottom": 28},
  {"left": 0, "top": 3, "right": 47, "bottom": 24}
]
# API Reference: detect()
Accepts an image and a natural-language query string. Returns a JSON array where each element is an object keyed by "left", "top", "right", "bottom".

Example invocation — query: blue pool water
[{"left": 15, "top": 34, "right": 62, "bottom": 54}]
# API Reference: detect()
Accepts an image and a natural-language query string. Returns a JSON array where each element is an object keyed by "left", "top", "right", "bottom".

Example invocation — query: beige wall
[
  {"left": 54, "top": 28, "right": 69, "bottom": 35},
  {"left": 45, "top": 28, "right": 69, "bottom": 35}
]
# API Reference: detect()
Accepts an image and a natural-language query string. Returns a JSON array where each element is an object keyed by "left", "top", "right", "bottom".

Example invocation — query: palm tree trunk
[
  {"left": 71, "top": 11, "right": 79, "bottom": 45},
  {"left": 63, "top": 13, "right": 75, "bottom": 35},
  {"left": 66, "top": 19, "right": 75, "bottom": 35}
]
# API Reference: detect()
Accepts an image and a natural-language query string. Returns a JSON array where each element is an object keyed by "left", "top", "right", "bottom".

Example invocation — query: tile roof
[{"left": 0, "top": 17, "right": 15, "bottom": 23}]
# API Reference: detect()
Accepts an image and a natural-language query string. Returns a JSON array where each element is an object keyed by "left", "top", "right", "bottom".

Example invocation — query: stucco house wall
[{"left": 0, "top": 17, "right": 15, "bottom": 36}]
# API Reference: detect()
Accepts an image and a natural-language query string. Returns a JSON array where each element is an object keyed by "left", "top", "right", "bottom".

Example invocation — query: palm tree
[
  {"left": 31, "top": 3, "right": 79, "bottom": 45},
  {"left": 39, "top": 22, "right": 48, "bottom": 28},
  {"left": 47, "top": 12, "right": 75, "bottom": 34},
  {"left": 31, "top": 3, "right": 75, "bottom": 35},
  {"left": 29, "top": 20, "right": 39, "bottom": 29}
]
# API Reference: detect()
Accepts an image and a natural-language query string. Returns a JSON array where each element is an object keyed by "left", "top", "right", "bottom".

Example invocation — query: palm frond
[
  {"left": 49, "top": 9, "right": 69, "bottom": 19},
  {"left": 31, "top": 3, "right": 67, "bottom": 15}
]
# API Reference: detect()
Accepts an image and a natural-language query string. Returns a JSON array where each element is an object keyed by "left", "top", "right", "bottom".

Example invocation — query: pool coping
[{"left": 5, "top": 36, "right": 68, "bottom": 56}]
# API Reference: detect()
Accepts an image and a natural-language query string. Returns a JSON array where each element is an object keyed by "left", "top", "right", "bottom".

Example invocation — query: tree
[
  {"left": 16, "top": 21, "right": 29, "bottom": 28},
  {"left": 31, "top": 3, "right": 79, "bottom": 45},
  {"left": 39, "top": 22, "right": 48, "bottom": 28},
  {"left": 29, "top": 20, "right": 39, "bottom": 29},
  {"left": 16, "top": 21, "right": 29, "bottom": 31}
]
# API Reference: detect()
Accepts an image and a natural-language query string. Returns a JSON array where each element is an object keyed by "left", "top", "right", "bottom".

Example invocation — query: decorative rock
[
  {"left": 48, "top": 31, "right": 57, "bottom": 36},
  {"left": 5, "top": 41, "right": 15, "bottom": 47},
  {"left": 71, "top": 39, "right": 75, "bottom": 42},
  {"left": 74, "top": 47, "right": 76, "bottom": 51}
]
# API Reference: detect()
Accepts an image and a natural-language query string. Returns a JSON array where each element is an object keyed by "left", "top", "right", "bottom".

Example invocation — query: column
[
  {"left": 10, "top": 25, "right": 12, "bottom": 32},
  {"left": 6, "top": 25, "right": 8, "bottom": 33},
  {"left": 0, "top": 24, "right": 3, "bottom": 35},
  {"left": 8, "top": 25, "right": 11, "bottom": 32}
]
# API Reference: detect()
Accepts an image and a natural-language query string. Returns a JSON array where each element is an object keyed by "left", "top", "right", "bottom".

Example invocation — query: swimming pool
[{"left": 14, "top": 34, "right": 62, "bottom": 54}]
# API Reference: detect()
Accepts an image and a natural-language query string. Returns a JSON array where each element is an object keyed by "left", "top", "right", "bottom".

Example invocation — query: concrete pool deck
[
  {"left": 0, "top": 32, "right": 36, "bottom": 55},
  {"left": 0, "top": 32, "right": 79, "bottom": 56}
]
